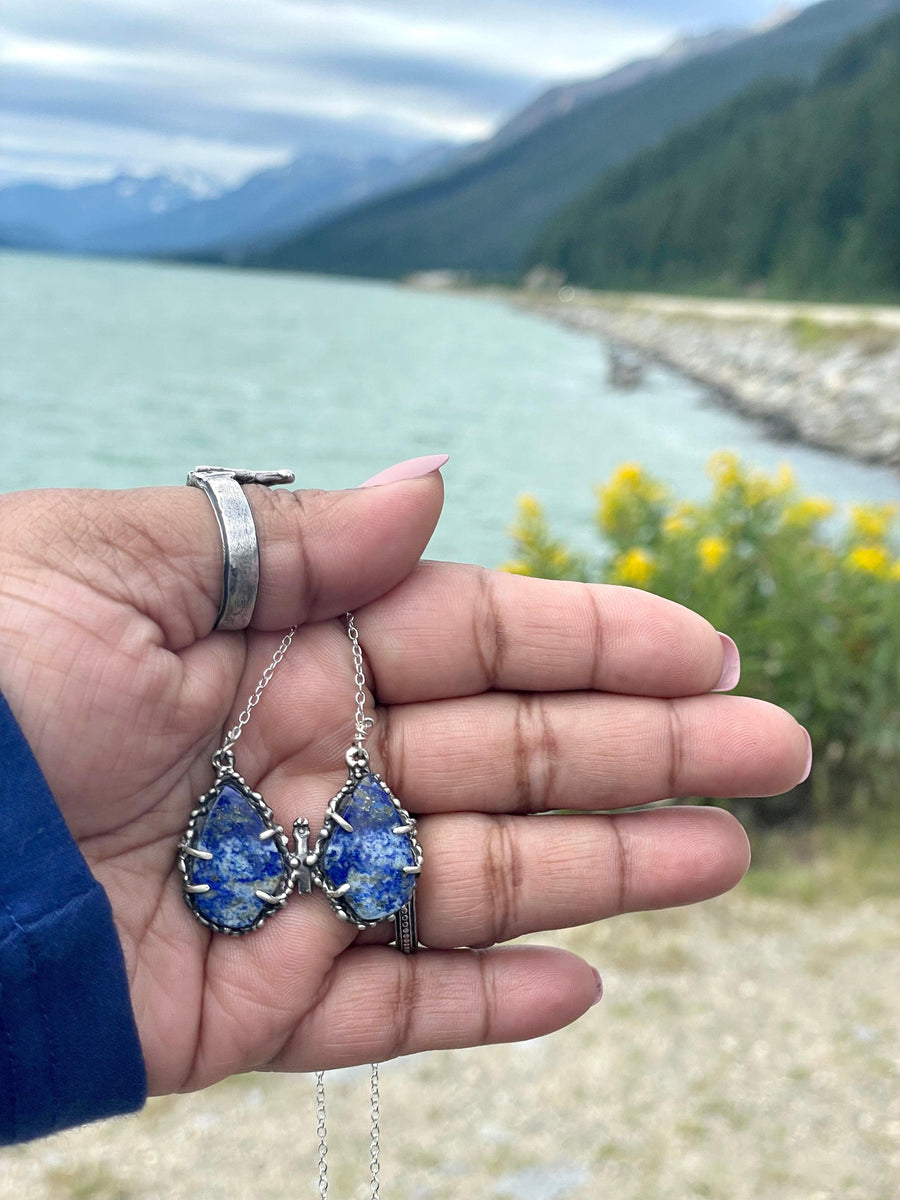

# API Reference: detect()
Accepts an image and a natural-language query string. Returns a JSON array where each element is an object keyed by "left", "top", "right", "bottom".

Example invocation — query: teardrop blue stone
[
  {"left": 186, "top": 782, "right": 290, "bottom": 932},
  {"left": 322, "top": 773, "right": 417, "bottom": 923}
]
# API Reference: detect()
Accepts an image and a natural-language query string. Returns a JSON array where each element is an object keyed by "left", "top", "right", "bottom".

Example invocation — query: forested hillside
[
  {"left": 248, "top": 0, "right": 900, "bottom": 279},
  {"left": 529, "top": 15, "right": 900, "bottom": 299}
]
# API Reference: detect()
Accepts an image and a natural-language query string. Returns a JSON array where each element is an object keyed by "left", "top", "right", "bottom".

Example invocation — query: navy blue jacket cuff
[{"left": 0, "top": 690, "right": 147, "bottom": 1144}]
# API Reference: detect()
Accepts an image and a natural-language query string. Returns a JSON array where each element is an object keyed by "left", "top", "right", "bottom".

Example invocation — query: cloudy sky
[{"left": 2, "top": 0, "right": 803, "bottom": 189}]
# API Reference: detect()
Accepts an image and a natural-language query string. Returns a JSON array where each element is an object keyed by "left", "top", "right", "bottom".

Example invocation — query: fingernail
[
  {"left": 357, "top": 454, "right": 449, "bottom": 488},
  {"left": 712, "top": 632, "right": 741, "bottom": 692},
  {"left": 800, "top": 727, "right": 813, "bottom": 783},
  {"left": 591, "top": 967, "right": 604, "bottom": 1005}
]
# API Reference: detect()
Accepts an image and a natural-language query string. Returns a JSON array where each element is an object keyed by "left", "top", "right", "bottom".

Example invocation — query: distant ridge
[
  {"left": 528, "top": 13, "right": 900, "bottom": 300},
  {"left": 464, "top": 27, "right": 751, "bottom": 164},
  {"left": 0, "top": 147, "right": 452, "bottom": 259},
  {"left": 82, "top": 146, "right": 452, "bottom": 259},
  {"left": 0, "top": 174, "right": 206, "bottom": 253},
  {"left": 249, "top": 0, "right": 900, "bottom": 280}
]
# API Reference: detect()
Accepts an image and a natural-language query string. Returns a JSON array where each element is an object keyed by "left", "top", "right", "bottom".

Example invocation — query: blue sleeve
[{"left": 0, "top": 690, "right": 147, "bottom": 1144}]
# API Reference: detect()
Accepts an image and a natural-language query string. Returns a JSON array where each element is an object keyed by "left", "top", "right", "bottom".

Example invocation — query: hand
[{"left": 0, "top": 471, "right": 809, "bottom": 1096}]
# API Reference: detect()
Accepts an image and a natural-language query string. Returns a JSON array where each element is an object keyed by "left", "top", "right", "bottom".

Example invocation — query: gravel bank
[
  {"left": 517, "top": 292, "right": 900, "bottom": 471},
  {"left": 3, "top": 890, "right": 898, "bottom": 1200}
]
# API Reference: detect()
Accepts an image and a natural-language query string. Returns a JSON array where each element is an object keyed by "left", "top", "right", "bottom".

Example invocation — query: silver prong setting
[
  {"left": 183, "top": 846, "right": 214, "bottom": 860},
  {"left": 179, "top": 764, "right": 295, "bottom": 936},
  {"left": 310, "top": 769, "right": 423, "bottom": 934}
]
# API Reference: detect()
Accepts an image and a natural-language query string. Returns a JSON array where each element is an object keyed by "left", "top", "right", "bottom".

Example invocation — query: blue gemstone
[
  {"left": 186, "top": 782, "right": 289, "bottom": 932},
  {"left": 321, "top": 773, "right": 417, "bottom": 923}
]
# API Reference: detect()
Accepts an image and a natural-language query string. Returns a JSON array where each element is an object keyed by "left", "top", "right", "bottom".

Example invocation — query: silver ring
[
  {"left": 394, "top": 900, "right": 419, "bottom": 954},
  {"left": 187, "top": 466, "right": 294, "bottom": 631}
]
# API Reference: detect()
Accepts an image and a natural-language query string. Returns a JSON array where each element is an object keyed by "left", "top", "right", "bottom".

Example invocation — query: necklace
[{"left": 177, "top": 615, "right": 418, "bottom": 1196}]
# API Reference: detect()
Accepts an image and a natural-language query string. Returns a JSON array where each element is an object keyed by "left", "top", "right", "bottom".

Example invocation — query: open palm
[{"left": 0, "top": 475, "right": 809, "bottom": 1097}]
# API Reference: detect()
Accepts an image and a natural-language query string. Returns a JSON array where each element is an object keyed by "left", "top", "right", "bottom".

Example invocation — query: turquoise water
[{"left": 2, "top": 250, "right": 899, "bottom": 566}]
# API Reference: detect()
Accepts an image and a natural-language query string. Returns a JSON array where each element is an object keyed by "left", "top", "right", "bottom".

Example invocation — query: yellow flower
[
  {"left": 610, "top": 462, "right": 644, "bottom": 488},
  {"left": 707, "top": 452, "right": 796, "bottom": 506},
  {"left": 596, "top": 462, "right": 668, "bottom": 534},
  {"left": 663, "top": 514, "right": 689, "bottom": 536},
  {"left": 508, "top": 494, "right": 547, "bottom": 546},
  {"left": 548, "top": 546, "right": 572, "bottom": 571},
  {"left": 662, "top": 501, "right": 698, "bottom": 537},
  {"left": 773, "top": 463, "right": 796, "bottom": 495},
  {"left": 846, "top": 544, "right": 891, "bottom": 576},
  {"left": 499, "top": 559, "right": 533, "bottom": 576},
  {"left": 517, "top": 494, "right": 543, "bottom": 522},
  {"left": 707, "top": 449, "right": 741, "bottom": 491},
  {"left": 849, "top": 503, "right": 898, "bottom": 541},
  {"left": 782, "top": 496, "right": 836, "bottom": 528},
  {"left": 890, "top": 561, "right": 900, "bottom": 581},
  {"left": 612, "top": 548, "right": 656, "bottom": 588},
  {"left": 672, "top": 500, "right": 698, "bottom": 519},
  {"left": 697, "top": 536, "right": 728, "bottom": 572},
  {"left": 745, "top": 464, "right": 795, "bottom": 506}
]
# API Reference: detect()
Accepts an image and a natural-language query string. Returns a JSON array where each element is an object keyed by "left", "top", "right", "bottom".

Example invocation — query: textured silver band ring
[
  {"left": 395, "top": 902, "right": 418, "bottom": 954},
  {"left": 187, "top": 466, "right": 295, "bottom": 631}
]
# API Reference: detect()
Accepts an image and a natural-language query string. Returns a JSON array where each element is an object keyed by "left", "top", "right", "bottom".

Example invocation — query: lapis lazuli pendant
[
  {"left": 312, "top": 758, "right": 422, "bottom": 931},
  {"left": 178, "top": 755, "right": 304, "bottom": 936}
]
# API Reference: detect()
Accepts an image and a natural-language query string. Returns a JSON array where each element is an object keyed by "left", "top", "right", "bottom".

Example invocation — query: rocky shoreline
[{"left": 514, "top": 290, "right": 900, "bottom": 471}]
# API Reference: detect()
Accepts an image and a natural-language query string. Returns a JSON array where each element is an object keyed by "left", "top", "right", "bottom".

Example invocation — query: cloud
[
  {"left": 0, "top": 0, "right": 788, "bottom": 186},
  {"left": 0, "top": 113, "right": 291, "bottom": 188}
]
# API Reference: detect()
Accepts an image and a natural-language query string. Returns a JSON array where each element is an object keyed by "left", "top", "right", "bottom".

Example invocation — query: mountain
[
  {"left": 81, "top": 145, "right": 452, "bottom": 258},
  {"left": 0, "top": 174, "right": 209, "bottom": 253},
  {"left": 0, "top": 147, "right": 451, "bottom": 259},
  {"left": 251, "top": 0, "right": 900, "bottom": 280},
  {"left": 459, "top": 27, "right": 751, "bottom": 165},
  {"left": 528, "top": 14, "right": 900, "bottom": 299}
]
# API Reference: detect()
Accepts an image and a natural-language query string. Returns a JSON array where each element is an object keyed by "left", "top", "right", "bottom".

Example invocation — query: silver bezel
[
  {"left": 310, "top": 770, "right": 423, "bottom": 930},
  {"left": 178, "top": 766, "right": 294, "bottom": 936}
]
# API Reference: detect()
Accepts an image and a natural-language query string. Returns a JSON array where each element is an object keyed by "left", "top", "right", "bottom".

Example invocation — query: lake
[{"left": 2, "top": 250, "right": 899, "bottom": 566}]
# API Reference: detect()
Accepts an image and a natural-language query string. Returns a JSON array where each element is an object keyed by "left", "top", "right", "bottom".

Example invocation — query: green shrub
[{"left": 503, "top": 453, "right": 900, "bottom": 826}]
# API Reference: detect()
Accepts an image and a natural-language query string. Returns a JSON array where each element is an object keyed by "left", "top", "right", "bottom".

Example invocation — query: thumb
[{"left": 3, "top": 456, "right": 447, "bottom": 649}]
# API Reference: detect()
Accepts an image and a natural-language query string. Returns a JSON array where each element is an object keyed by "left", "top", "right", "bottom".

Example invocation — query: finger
[
  {"left": 374, "top": 692, "right": 811, "bottom": 814},
  {"left": 274, "top": 944, "right": 599, "bottom": 1071},
  {"left": 4, "top": 469, "right": 444, "bottom": 649},
  {"left": 360, "top": 563, "right": 736, "bottom": 701},
  {"left": 410, "top": 806, "right": 749, "bottom": 949},
  {"left": 174, "top": 473, "right": 444, "bottom": 643}
]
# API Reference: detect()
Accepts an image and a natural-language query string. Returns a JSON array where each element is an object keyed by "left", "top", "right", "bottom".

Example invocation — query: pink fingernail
[
  {"left": 591, "top": 967, "right": 604, "bottom": 1005},
  {"left": 712, "top": 632, "right": 741, "bottom": 692},
  {"left": 800, "top": 727, "right": 813, "bottom": 783},
  {"left": 357, "top": 454, "right": 449, "bottom": 488}
]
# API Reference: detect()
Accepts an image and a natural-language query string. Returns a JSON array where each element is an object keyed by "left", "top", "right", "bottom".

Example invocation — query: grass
[
  {"left": 786, "top": 314, "right": 898, "bottom": 355},
  {"left": 744, "top": 825, "right": 900, "bottom": 904},
  {"left": 42, "top": 1166, "right": 131, "bottom": 1200}
]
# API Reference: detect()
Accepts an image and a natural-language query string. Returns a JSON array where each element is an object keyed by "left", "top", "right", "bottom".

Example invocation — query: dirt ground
[{"left": 3, "top": 887, "right": 898, "bottom": 1200}]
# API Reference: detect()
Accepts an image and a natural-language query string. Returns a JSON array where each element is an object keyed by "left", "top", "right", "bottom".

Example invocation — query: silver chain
[
  {"left": 220, "top": 626, "right": 297, "bottom": 753},
  {"left": 222, "top": 616, "right": 383, "bottom": 1196},
  {"left": 316, "top": 1070, "right": 329, "bottom": 1200},
  {"left": 314, "top": 1064, "right": 381, "bottom": 1200},
  {"left": 316, "top": 616, "right": 380, "bottom": 1198},
  {"left": 347, "top": 612, "right": 375, "bottom": 749},
  {"left": 369, "top": 1063, "right": 381, "bottom": 1199}
]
